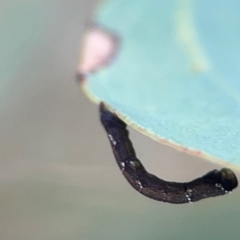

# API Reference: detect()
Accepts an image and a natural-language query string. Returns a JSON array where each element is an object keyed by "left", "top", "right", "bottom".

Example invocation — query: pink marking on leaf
[{"left": 78, "top": 25, "right": 120, "bottom": 75}]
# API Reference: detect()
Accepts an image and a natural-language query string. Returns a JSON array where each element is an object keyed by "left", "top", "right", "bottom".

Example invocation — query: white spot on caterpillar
[
  {"left": 215, "top": 183, "right": 225, "bottom": 191},
  {"left": 186, "top": 189, "right": 192, "bottom": 203},
  {"left": 108, "top": 134, "right": 116, "bottom": 145},
  {"left": 136, "top": 180, "right": 143, "bottom": 192},
  {"left": 162, "top": 191, "right": 167, "bottom": 201},
  {"left": 187, "top": 189, "right": 192, "bottom": 193},
  {"left": 121, "top": 162, "right": 125, "bottom": 173},
  {"left": 185, "top": 194, "right": 192, "bottom": 203}
]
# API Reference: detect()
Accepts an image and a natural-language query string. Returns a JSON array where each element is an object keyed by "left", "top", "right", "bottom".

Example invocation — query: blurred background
[{"left": 1, "top": 1, "right": 240, "bottom": 240}]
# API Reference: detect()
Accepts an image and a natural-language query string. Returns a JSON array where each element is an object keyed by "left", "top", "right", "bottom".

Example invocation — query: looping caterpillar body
[{"left": 100, "top": 103, "right": 238, "bottom": 204}]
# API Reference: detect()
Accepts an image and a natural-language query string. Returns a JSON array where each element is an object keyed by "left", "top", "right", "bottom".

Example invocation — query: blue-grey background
[{"left": 0, "top": 1, "right": 239, "bottom": 240}]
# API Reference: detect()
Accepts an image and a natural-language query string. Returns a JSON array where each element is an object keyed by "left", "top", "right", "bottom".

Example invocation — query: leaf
[{"left": 80, "top": 0, "right": 240, "bottom": 168}]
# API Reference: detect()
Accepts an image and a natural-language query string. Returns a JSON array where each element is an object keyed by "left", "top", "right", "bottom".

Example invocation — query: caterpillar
[{"left": 99, "top": 102, "right": 238, "bottom": 204}]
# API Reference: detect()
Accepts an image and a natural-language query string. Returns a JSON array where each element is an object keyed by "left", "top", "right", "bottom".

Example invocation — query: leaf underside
[{"left": 81, "top": 0, "right": 240, "bottom": 168}]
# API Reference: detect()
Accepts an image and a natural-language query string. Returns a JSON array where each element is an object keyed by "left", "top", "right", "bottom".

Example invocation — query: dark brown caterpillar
[{"left": 100, "top": 103, "right": 238, "bottom": 204}]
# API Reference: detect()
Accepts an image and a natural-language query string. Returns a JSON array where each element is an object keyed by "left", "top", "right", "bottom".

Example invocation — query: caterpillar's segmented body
[{"left": 100, "top": 103, "right": 238, "bottom": 204}]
